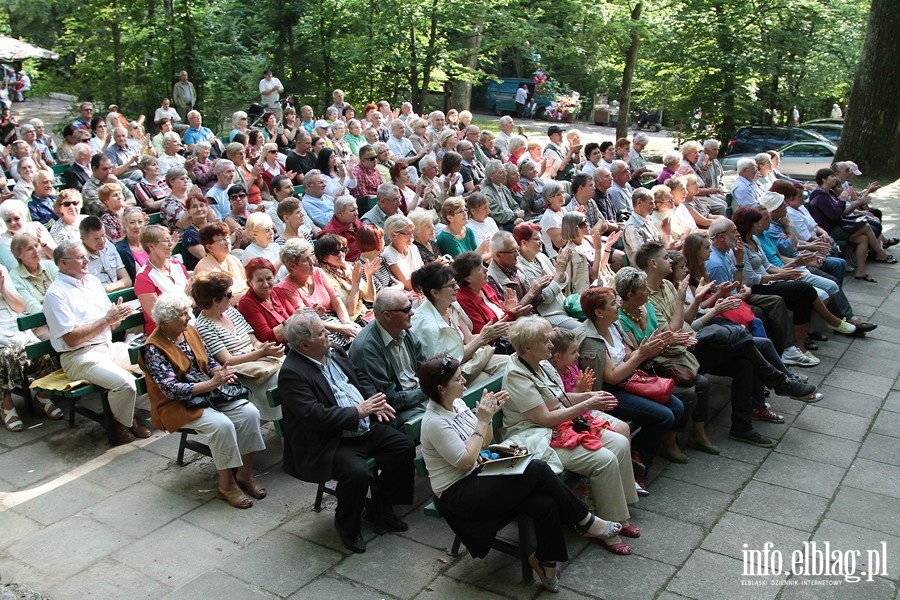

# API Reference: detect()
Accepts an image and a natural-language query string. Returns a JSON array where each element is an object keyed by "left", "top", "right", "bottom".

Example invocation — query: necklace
[
  {"left": 621, "top": 304, "right": 644, "bottom": 323},
  {"left": 162, "top": 328, "right": 184, "bottom": 345}
]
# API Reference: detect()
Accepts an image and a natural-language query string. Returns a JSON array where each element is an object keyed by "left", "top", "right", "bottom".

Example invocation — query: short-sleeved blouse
[
  {"left": 381, "top": 244, "right": 423, "bottom": 280},
  {"left": 194, "top": 307, "right": 255, "bottom": 358},
  {"left": 436, "top": 228, "right": 477, "bottom": 257},
  {"left": 272, "top": 268, "right": 337, "bottom": 312},
  {"left": 618, "top": 302, "right": 659, "bottom": 345}
]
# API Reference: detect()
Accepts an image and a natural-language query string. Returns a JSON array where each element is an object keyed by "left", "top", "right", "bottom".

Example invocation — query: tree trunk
[
  {"left": 111, "top": 0, "right": 122, "bottom": 106},
  {"left": 616, "top": 1, "right": 642, "bottom": 139},
  {"left": 714, "top": 1, "right": 736, "bottom": 138},
  {"left": 836, "top": 0, "right": 900, "bottom": 174},
  {"left": 450, "top": 23, "right": 484, "bottom": 112},
  {"left": 418, "top": 0, "right": 440, "bottom": 113}
]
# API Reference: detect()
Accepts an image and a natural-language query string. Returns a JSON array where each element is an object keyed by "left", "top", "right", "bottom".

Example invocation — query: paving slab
[
  {"left": 657, "top": 452, "right": 756, "bottom": 495},
  {"left": 668, "top": 548, "right": 780, "bottom": 600},
  {"left": 220, "top": 530, "right": 341, "bottom": 598},
  {"left": 81, "top": 447, "right": 173, "bottom": 493},
  {"left": 814, "top": 385, "right": 885, "bottom": 419},
  {"left": 791, "top": 405, "right": 872, "bottom": 443},
  {"left": 163, "top": 570, "right": 280, "bottom": 600},
  {"left": 780, "top": 575, "right": 895, "bottom": 600},
  {"left": 7, "top": 514, "right": 133, "bottom": 582},
  {"left": 843, "top": 458, "right": 900, "bottom": 500},
  {"left": 112, "top": 519, "right": 240, "bottom": 588},
  {"left": 333, "top": 534, "right": 451, "bottom": 599},
  {"left": 776, "top": 427, "right": 860, "bottom": 468},
  {"left": 812, "top": 519, "right": 900, "bottom": 582},
  {"left": 288, "top": 576, "right": 400, "bottom": 600},
  {"left": 444, "top": 549, "right": 542, "bottom": 598},
  {"left": 628, "top": 508, "right": 707, "bottom": 566},
  {"left": 826, "top": 487, "right": 900, "bottom": 538},
  {"left": 835, "top": 351, "right": 900, "bottom": 380},
  {"left": 0, "top": 510, "right": 41, "bottom": 552},
  {"left": 884, "top": 391, "right": 900, "bottom": 413},
  {"left": 701, "top": 511, "right": 810, "bottom": 562},
  {"left": 84, "top": 479, "right": 202, "bottom": 538},
  {"left": 559, "top": 545, "right": 677, "bottom": 600},
  {"left": 872, "top": 410, "right": 900, "bottom": 439},
  {"left": 10, "top": 478, "right": 111, "bottom": 526},
  {"left": 634, "top": 477, "right": 732, "bottom": 529},
  {"left": 754, "top": 453, "right": 846, "bottom": 499},
  {"left": 821, "top": 368, "right": 894, "bottom": 399},
  {"left": 729, "top": 480, "right": 829, "bottom": 533},
  {"left": 47, "top": 557, "right": 173, "bottom": 600},
  {"left": 413, "top": 575, "right": 512, "bottom": 600},
  {"left": 858, "top": 432, "right": 900, "bottom": 467}
]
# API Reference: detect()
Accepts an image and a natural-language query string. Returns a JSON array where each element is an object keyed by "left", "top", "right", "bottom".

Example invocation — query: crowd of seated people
[{"left": 0, "top": 84, "right": 894, "bottom": 588}]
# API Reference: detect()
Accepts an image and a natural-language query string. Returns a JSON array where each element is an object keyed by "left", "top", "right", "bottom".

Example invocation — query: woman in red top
[
  {"left": 451, "top": 251, "right": 531, "bottom": 335},
  {"left": 236, "top": 258, "right": 292, "bottom": 343}
]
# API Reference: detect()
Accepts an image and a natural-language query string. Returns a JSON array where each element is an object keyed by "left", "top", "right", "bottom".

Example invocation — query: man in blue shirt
[
  {"left": 730, "top": 158, "right": 763, "bottom": 211},
  {"left": 301, "top": 170, "right": 335, "bottom": 228},
  {"left": 205, "top": 161, "right": 237, "bottom": 220},
  {"left": 182, "top": 110, "right": 218, "bottom": 152}
]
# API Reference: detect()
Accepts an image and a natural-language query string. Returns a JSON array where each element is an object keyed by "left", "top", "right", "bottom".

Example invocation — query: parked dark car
[
  {"left": 726, "top": 126, "right": 830, "bottom": 155},
  {"left": 484, "top": 78, "right": 550, "bottom": 117},
  {"left": 799, "top": 122, "right": 842, "bottom": 144}
]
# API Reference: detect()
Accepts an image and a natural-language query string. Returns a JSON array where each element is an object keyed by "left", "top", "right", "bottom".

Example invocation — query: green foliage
[{"left": 0, "top": 0, "right": 871, "bottom": 138}]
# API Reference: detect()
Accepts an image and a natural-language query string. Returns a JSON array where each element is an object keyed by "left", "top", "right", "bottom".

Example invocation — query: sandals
[
  {"left": 804, "top": 340, "right": 819, "bottom": 351},
  {"left": 528, "top": 553, "right": 559, "bottom": 593},
  {"left": 874, "top": 255, "right": 898, "bottom": 264},
  {"left": 236, "top": 476, "right": 267, "bottom": 499},
  {"left": 216, "top": 487, "right": 253, "bottom": 509},
  {"left": 807, "top": 330, "right": 828, "bottom": 342},
  {"left": 33, "top": 395, "right": 63, "bottom": 420},
  {"left": 601, "top": 538, "right": 634, "bottom": 555},
  {"left": 855, "top": 274, "right": 877, "bottom": 283},
  {"left": 883, "top": 238, "right": 899, "bottom": 249},
  {"left": 620, "top": 523, "right": 641, "bottom": 538},
  {"left": 2, "top": 405, "right": 23, "bottom": 432},
  {"left": 575, "top": 514, "right": 623, "bottom": 540}
]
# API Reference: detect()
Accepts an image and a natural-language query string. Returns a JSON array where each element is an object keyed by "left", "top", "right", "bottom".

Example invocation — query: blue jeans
[{"left": 604, "top": 385, "right": 683, "bottom": 468}]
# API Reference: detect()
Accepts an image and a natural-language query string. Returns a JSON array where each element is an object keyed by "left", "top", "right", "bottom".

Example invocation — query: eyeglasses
[
  {"left": 224, "top": 292, "right": 234, "bottom": 300},
  {"left": 361, "top": 156, "right": 377, "bottom": 162},
  {"left": 230, "top": 193, "right": 248, "bottom": 199},
  {"left": 395, "top": 230, "right": 413, "bottom": 237},
  {"left": 63, "top": 255, "right": 89, "bottom": 263},
  {"left": 60, "top": 201, "right": 80, "bottom": 208},
  {"left": 386, "top": 304, "right": 413, "bottom": 314},
  {"left": 213, "top": 237, "right": 230, "bottom": 245},
  {"left": 329, "top": 247, "right": 349, "bottom": 256},
  {"left": 442, "top": 281, "right": 460, "bottom": 290},
  {"left": 496, "top": 248, "right": 519, "bottom": 255},
  {"left": 577, "top": 222, "right": 589, "bottom": 229},
  {"left": 155, "top": 238, "right": 175, "bottom": 246}
]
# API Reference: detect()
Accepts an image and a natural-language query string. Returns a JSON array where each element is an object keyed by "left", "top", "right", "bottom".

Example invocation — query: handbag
[
  {"left": 181, "top": 370, "right": 251, "bottom": 409},
  {"left": 564, "top": 293, "right": 587, "bottom": 321},
  {"left": 622, "top": 369, "right": 675, "bottom": 404},
  {"left": 654, "top": 363, "right": 695, "bottom": 387},
  {"left": 232, "top": 356, "right": 283, "bottom": 380}
]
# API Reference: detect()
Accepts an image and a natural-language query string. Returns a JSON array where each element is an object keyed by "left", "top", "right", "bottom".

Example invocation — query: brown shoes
[
  {"left": 113, "top": 421, "right": 136, "bottom": 444},
  {"left": 131, "top": 417, "right": 152, "bottom": 438}
]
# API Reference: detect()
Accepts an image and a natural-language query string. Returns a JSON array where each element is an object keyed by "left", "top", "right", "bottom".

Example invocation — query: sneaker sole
[
  {"left": 751, "top": 416, "right": 785, "bottom": 423},
  {"left": 782, "top": 358, "right": 819, "bottom": 368},
  {"left": 791, "top": 392, "right": 824, "bottom": 403},
  {"left": 728, "top": 433, "right": 776, "bottom": 448}
]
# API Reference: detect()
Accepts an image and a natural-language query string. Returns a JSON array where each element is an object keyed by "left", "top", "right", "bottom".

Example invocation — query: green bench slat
[
  {"left": 148, "top": 212, "right": 161, "bottom": 225},
  {"left": 292, "top": 185, "right": 305, "bottom": 197},
  {"left": 17, "top": 312, "right": 47, "bottom": 333}
]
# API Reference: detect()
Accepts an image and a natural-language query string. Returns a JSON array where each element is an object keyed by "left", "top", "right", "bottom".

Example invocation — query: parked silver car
[{"left": 722, "top": 141, "right": 837, "bottom": 179}]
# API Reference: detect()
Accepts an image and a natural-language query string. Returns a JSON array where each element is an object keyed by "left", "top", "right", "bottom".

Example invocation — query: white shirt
[
  {"left": 381, "top": 244, "right": 424, "bottom": 281},
  {"left": 515, "top": 87, "right": 528, "bottom": 104},
  {"left": 787, "top": 205, "right": 818, "bottom": 241},
  {"left": 259, "top": 77, "right": 283, "bottom": 106},
  {"left": 387, "top": 135, "right": 415, "bottom": 160},
  {"left": 154, "top": 106, "right": 181, "bottom": 124},
  {"left": 539, "top": 208, "right": 565, "bottom": 258},
  {"left": 467, "top": 217, "right": 499, "bottom": 248},
  {"left": 44, "top": 273, "right": 113, "bottom": 352}
]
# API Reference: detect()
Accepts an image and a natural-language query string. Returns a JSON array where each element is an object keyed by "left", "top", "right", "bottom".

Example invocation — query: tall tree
[{"left": 836, "top": 0, "right": 900, "bottom": 174}]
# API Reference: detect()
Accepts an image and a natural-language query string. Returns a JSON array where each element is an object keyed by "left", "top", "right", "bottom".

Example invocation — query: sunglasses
[
  {"left": 577, "top": 222, "right": 589, "bottom": 229},
  {"left": 387, "top": 304, "right": 413, "bottom": 314},
  {"left": 361, "top": 156, "right": 377, "bottom": 162},
  {"left": 438, "top": 356, "right": 456, "bottom": 380},
  {"left": 60, "top": 201, "right": 80, "bottom": 208},
  {"left": 329, "top": 247, "right": 349, "bottom": 256},
  {"left": 224, "top": 292, "right": 234, "bottom": 300},
  {"left": 230, "top": 193, "right": 248, "bottom": 199}
]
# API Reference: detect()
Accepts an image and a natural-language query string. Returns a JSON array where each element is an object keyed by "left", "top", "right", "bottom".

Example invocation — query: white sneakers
[
  {"left": 829, "top": 319, "right": 857, "bottom": 335},
  {"left": 782, "top": 347, "right": 820, "bottom": 367}
]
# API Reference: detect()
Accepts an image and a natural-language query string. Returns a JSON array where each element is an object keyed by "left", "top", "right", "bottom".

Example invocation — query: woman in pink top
[{"left": 272, "top": 238, "right": 361, "bottom": 348}]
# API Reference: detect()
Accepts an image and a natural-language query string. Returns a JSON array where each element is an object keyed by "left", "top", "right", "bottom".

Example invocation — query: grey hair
[
  {"left": 662, "top": 151, "right": 681, "bottom": 167},
  {"left": 0, "top": 199, "right": 28, "bottom": 220},
  {"left": 499, "top": 115, "right": 514, "bottom": 127},
  {"left": 408, "top": 208, "right": 436, "bottom": 231},
  {"left": 165, "top": 166, "right": 188, "bottom": 184},
  {"left": 372, "top": 142, "right": 389, "bottom": 155},
  {"left": 703, "top": 139, "right": 721, "bottom": 151},
  {"left": 609, "top": 160, "right": 630, "bottom": 176},
  {"left": 377, "top": 182, "right": 399, "bottom": 200},
  {"left": 680, "top": 140, "right": 702, "bottom": 155},
  {"left": 737, "top": 158, "right": 756, "bottom": 173},
  {"left": 28, "top": 118, "right": 44, "bottom": 128},
  {"left": 280, "top": 237, "right": 312, "bottom": 265},
  {"left": 419, "top": 155, "right": 437, "bottom": 171},
  {"left": 484, "top": 159, "right": 504, "bottom": 179},
  {"left": 456, "top": 140, "right": 473, "bottom": 153},
  {"left": 285, "top": 311, "right": 322, "bottom": 349},
  {"left": 163, "top": 131, "right": 181, "bottom": 144},
  {"left": 151, "top": 293, "right": 193, "bottom": 325},
  {"left": 708, "top": 218, "right": 733, "bottom": 239},
  {"left": 374, "top": 288, "right": 408, "bottom": 316},
  {"left": 231, "top": 111, "right": 248, "bottom": 127},
  {"left": 214, "top": 159, "right": 235, "bottom": 175},
  {"left": 507, "top": 135, "right": 526, "bottom": 154},
  {"left": 73, "top": 142, "right": 92, "bottom": 157},
  {"left": 490, "top": 230, "right": 515, "bottom": 254},
  {"left": 593, "top": 166, "right": 612, "bottom": 181},
  {"left": 507, "top": 316, "right": 552, "bottom": 354},
  {"left": 614, "top": 266, "right": 647, "bottom": 300},
  {"left": 334, "top": 195, "right": 357, "bottom": 213},
  {"left": 632, "top": 132, "right": 649, "bottom": 145},
  {"left": 53, "top": 239, "right": 83, "bottom": 265},
  {"left": 384, "top": 214, "right": 413, "bottom": 237},
  {"left": 303, "top": 169, "right": 323, "bottom": 187},
  {"left": 192, "top": 141, "right": 212, "bottom": 156},
  {"left": 139, "top": 155, "right": 158, "bottom": 171},
  {"left": 754, "top": 152, "right": 772, "bottom": 166},
  {"left": 518, "top": 158, "right": 536, "bottom": 176},
  {"left": 542, "top": 180, "right": 564, "bottom": 202},
  {"left": 503, "top": 163, "right": 518, "bottom": 179},
  {"left": 561, "top": 212, "right": 585, "bottom": 242}
]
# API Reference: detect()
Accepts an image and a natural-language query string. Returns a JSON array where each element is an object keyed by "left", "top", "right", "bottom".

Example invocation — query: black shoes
[
  {"left": 335, "top": 525, "right": 367, "bottom": 553},
  {"left": 772, "top": 379, "right": 817, "bottom": 399},
  {"left": 363, "top": 505, "right": 409, "bottom": 533},
  {"left": 729, "top": 428, "right": 776, "bottom": 448}
]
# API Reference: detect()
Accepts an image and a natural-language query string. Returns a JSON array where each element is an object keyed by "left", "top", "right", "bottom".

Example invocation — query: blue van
[{"left": 484, "top": 78, "right": 550, "bottom": 117}]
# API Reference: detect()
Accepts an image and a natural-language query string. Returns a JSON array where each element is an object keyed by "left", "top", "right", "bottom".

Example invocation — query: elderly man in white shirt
[{"left": 43, "top": 239, "right": 150, "bottom": 444}]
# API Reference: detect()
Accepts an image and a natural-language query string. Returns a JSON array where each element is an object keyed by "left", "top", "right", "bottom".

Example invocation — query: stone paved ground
[{"left": 1, "top": 98, "right": 899, "bottom": 599}]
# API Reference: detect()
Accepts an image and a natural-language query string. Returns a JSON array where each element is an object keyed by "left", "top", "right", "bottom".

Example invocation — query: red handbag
[{"left": 622, "top": 369, "right": 675, "bottom": 404}]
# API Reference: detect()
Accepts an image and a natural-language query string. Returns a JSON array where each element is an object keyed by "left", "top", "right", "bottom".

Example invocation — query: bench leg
[
  {"left": 177, "top": 430, "right": 189, "bottom": 466},
  {"left": 314, "top": 483, "right": 327, "bottom": 512},
  {"left": 449, "top": 535, "right": 463, "bottom": 557},
  {"left": 100, "top": 392, "right": 117, "bottom": 446}
]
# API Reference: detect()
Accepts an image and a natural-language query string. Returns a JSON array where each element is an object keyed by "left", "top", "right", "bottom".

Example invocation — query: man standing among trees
[
  {"left": 259, "top": 69, "right": 285, "bottom": 123},
  {"left": 172, "top": 71, "right": 196, "bottom": 124}
]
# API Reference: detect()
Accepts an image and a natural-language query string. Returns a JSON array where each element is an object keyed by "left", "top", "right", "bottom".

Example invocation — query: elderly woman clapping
[
  {"left": 192, "top": 271, "right": 284, "bottom": 421},
  {"left": 140, "top": 293, "right": 266, "bottom": 509},
  {"left": 500, "top": 316, "right": 640, "bottom": 555},
  {"left": 0, "top": 200, "right": 55, "bottom": 269}
]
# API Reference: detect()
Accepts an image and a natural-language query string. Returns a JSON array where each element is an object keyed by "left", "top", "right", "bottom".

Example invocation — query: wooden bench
[
  {"left": 18, "top": 287, "right": 147, "bottom": 445},
  {"left": 128, "top": 344, "right": 213, "bottom": 466},
  {"left": 267, "top": 386, "right": 377, "bottom": 513}
]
